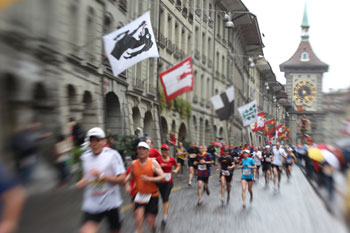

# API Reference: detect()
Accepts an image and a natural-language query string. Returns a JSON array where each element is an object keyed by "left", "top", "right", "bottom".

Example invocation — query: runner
[
  {"left": 175, "top": 142, "right": 187, "bottom": 177},
  {"left": 76, "top": 127, "right": 126, "bottom": 233},
  {"left": 146, "top": 138, "right": 161, "bottom": 159},
  {"left": 125, "top": 142, "right": 165, "bottom": 233},
  {"left": 252, "top": 147, "right": 262, "bottom": 180},
  {"left": 272, "top": 142, "right": 287, "bottom": 192},
  {"left": 261, "top": 145, "right": 273, "bottom": 186},
  {"left": 284, "top": 147, "right": 295, "bottom": 181},
  {"left": 238, "top": 149, "right": 256, "bottom": 208},
  {"left": 194, "top": 145, "right": 213, "bottom": 205},
  {"left": 156, "top": 144, "right": 180, "bottom": 228},
  {"left": 217, "top": 148, "right": 235, "bottom": 205},
  {"left": 187, "top": 142, "right": 199, "bottom": 186}
]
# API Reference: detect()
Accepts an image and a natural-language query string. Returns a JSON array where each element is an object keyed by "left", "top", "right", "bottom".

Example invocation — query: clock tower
[{"left": 280, "top": 3, "right": 328, "bottom": 144}]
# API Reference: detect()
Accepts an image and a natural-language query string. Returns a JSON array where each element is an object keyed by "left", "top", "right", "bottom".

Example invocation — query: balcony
[
  {"left": 174, "top": 47, "right": 182, "bottom": 59},
  {"left": 166, "top": 39, "right": 175, "bottom": 54},
  {"left": 194, "top": 49, "right": 200, "bottom": 60},
  {"left": 195, "top": 8, "right": 201, "bottom": 17},
  {"left": 188, "top": 11, "right": 194, "bottom": 24},
  {"left": 206, "top": 101, "right": 211, "bottom": 109},
  {"left": 208, "top": 59, "right": 212, "bottom": 68},
  {"left": 193, "top": 95, "right": 199, "bottom": 103},
  {"left": 202, "top": 54, "right": 206, "bottom": 64},
  {"left": 182, "top": 7, "right": 188, "bottom": 17},
  {"left": 203, "top": 13, "right": 208, "bottom": 23},
  {"left": 158, "top": 33, "right": 166, "bottom": 48},
  {"left": 175, "top": 0, "right": 182, "bottom": 10}
]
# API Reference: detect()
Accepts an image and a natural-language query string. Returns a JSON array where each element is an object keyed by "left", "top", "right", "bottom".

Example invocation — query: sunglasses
[{"left": 161, "top": 148, "right": 168, "bottom": 151}]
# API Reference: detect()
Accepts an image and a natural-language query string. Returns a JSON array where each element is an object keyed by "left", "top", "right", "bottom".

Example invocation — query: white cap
[
  {"left": 265, "top": 145, "right": 270, "bottom": 148},
  {"left": 243, "top": 149, "right": 250, "bottom": 153},
  {"left": 137, "top": 141, "right": 150, "bottom": 150},
  {"left": 87, "top": 127, "right": 106, "bottom": 139}
]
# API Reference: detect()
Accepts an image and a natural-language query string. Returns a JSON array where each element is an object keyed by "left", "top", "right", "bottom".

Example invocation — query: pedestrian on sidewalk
[
  {"left": 76, "top": 127, "right": 126, "bottom": 233},
  {"left": 53, "top": 134, "right": 73, "bottom": 188},
  {"left": 125, "top": 142, "right": 165, "bottom": 233}
]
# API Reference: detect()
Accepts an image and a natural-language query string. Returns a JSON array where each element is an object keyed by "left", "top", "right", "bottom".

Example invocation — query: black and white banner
[
  {"left": 210, "top": 86, "right": 235, "bottom": 121},
  {"left": 103, "top": 11, "right": 159, "bottom": 76}
]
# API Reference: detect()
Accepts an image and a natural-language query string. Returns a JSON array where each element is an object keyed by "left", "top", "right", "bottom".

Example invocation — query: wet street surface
[{"left": 19, "top": 166, "right": 348, "bottom": 233}]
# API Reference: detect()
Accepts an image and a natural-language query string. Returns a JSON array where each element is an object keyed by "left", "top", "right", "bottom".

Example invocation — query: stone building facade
[{"left": 0, "top": 0, "right": 285, "bottom": 155}]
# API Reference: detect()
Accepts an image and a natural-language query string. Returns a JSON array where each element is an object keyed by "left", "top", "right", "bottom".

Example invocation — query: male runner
[
  {"left": 194, "top": 145, "right": 213, "bottom": 205},
  {"left": 217, "top": 148, "right": 235, "bottom": 205},
  {"left": 187, "top": 142, "right": 199, "bottom": 186},
  {"left": 272, "top": 142, "right": 287, "bottom": 192},
  {"left": 175, "top": 142, "right": 187, "bottom": 177},
  {"left": 76, "top": 127, "right": 126, "bottom": 233},
  {"left": 126, "top": 142, "right": 165, "bottom": 233}
]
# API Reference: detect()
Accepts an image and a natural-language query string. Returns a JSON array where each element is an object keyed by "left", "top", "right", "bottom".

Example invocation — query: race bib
[
  {"left": 287, "top": 159, "right": 292, "bottom": 164},
  {"left": 221, "top": 170, "right": 230, "bottom": 176},
  {"left": 198, "top": 164, "right": 206, "bottom": 170},
  {"left": 164, "top": 173, "right": 172, "bottom": 182},
  {"left": 189, "top": 154, "right": 197, "bottom": 158},
  {"left": 266, "top": 158, "right": 271, "bottom": 162},
  {"left": 91, "top": 181, "right": 108, "bottom": 196},
  {"left": 242, "top": 169, "right": 251, "bottom": 176},
  {"left": 134, "top": 193, "right": 152, "bottom": 204}
]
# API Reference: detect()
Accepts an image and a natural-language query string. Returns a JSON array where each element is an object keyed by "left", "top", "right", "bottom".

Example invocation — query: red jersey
[
  {"left": 149, "top": 148, "right": 161, "bottom": 158},
  {"left": 126, "top": 166, "right": 136, "bottom": 198},
  {"left": 156, "top": 156, "right": 177, "bottom": 183}
]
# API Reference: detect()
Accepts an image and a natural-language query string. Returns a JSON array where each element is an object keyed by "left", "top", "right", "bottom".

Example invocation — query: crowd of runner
[{"left": 77, "top": 127, "right": 297, "bottom": 233}]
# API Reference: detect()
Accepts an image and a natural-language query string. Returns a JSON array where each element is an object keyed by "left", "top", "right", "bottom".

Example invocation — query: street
[{"left": 18, "top": 166, "right": 347, "bottom": 233}]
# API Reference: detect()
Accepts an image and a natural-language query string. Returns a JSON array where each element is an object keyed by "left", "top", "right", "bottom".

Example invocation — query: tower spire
[{"left": 301, "top": 1, "right": 309, "bottom": 40}]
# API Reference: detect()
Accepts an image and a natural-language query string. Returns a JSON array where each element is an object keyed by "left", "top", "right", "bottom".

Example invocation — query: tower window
[{"left": 300, "top": 52, "right": 310, "bottom": 62}]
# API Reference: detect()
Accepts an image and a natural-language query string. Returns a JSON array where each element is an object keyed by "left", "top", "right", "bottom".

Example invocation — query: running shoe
[{"left": 221, "top": 197, "right": 225, "bottom": 205}]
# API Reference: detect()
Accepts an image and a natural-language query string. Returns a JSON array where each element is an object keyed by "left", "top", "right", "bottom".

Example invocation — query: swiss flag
[
  {"left": 159, "top": 57, "right": 194, "bottom": 102},
  {"left": 250, "top": 112, "right": 265, "bottom": 132}
]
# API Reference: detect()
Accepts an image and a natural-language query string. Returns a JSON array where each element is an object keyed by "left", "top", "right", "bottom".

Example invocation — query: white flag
[
  {"left": 210, "top": 86, "right": 235, "bottom": 121},
  {"left": 238, "top": 100, "right": 258, "bottom": 126},
  {"left": 159, "top": 57, "right": 194, "bottom": 102},
  {"left": 103, "top": 11, "right": 159, "bottom": 76}
]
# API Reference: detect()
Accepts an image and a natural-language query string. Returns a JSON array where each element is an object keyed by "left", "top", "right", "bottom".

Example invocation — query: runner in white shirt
[
  {"left": 272, "top": 142, "right": 287, "bottom": 191},
  {"left": 252, "top": 147, "right": 262, "bottom": 180},
  {"left": 76, "top": 127, "right": 126, "bottom": 233}
]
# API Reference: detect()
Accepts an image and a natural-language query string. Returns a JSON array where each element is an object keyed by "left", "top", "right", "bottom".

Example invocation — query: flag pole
[{"left": 156, "top": 2, "right": 164, "bottom": 146}]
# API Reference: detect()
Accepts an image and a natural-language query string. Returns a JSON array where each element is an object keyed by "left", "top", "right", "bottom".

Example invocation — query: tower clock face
[{"left": 293, "top": 80, "right": 317, "bottom": 105}]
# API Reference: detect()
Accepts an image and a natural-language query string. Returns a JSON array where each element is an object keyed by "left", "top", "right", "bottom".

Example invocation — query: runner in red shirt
[
  {"left": 156, "top": 144, "right": 180, "bottom": 228},
  {"left": 146, "top": 138, "right": 161, "bottom": 158}
]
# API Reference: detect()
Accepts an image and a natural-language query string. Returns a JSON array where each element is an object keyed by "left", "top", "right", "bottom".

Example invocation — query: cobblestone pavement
[{"left": 18, "top": 166, "right": 348, "bottom": 233}]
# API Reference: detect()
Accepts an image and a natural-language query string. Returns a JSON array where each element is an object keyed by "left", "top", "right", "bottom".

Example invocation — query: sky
[{"left": 242, "top": 0, "right": 350, "bottom": 92}]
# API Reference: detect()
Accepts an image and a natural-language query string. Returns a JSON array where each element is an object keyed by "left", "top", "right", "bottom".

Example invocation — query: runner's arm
[
  {"left": 173, "top": 162, "right": 181, "bottom": 174},
  {"left": 149, "top": 160, "right": 165, "bottom": 182},
  {"left": 103, "top": 173, "right": 126, "bottom": 185},
  {"left": 125, "top": 161, "right": 135, "bottom": 183},
  {"left": 76, "top": 176, "right": 87, "bottom": 189}
]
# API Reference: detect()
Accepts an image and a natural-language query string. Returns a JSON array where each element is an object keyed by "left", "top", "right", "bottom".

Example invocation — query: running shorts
[
  {"left": 157, "top": 182, "right": 173, "bottom": 203},
  {"left": 197, "top": 176, "right": 209, "bottom": 184},
  {"left": 82, "top": 208, "right": 122, "bottom": 231},
  {"left": 134, "top": 196, "right": 159, "bottom": 216}
]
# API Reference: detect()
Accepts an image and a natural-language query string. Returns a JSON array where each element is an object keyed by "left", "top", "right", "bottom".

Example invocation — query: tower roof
[
  {"left": 301, "top": 2, "right": 309, "bottom": 28},
  {"left": 280, "top": 40, "right": 328, "bottom": 71}
]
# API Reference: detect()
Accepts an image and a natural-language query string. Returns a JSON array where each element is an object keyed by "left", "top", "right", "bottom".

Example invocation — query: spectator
[
  {"left": 70, "top": 118, "right": 86, "bottom": 147},
  {"left": 53, "top": 135, "right": 73, "bottom": 188}
]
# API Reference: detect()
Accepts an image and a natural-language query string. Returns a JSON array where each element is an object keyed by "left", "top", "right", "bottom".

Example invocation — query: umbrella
[
  {"left": 321, "top": 149, "right": 340, "bottom": 169},
  {"left": 317, "top": 144, "right": 347, "bottom": 165},
  {"left": 308, "top": 147, "right": 324, "bottom": 162},
  {"left": 210, "top": 142, "right": 220, "bottom": 146},
  {"left": 335, "top": 138, "right": 350, "bottom": 161}
]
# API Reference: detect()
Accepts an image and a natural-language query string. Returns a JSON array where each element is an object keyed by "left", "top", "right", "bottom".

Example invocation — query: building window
[
  {"left": 86, "top": 7, "right": 96, "bottom": 61},
  {"left": 300, "top": 52, "right": 310, "bottom": 62},
  {"left": 69, "top": 1, "right": 79, "bottom": 52}
]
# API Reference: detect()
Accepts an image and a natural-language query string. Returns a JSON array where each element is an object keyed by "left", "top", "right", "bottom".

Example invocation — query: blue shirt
[{"left": 241, "top": 158, "right": 255, "bottom": 180}]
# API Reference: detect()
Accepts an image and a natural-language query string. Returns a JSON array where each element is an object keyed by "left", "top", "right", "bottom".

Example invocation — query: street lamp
[{"left": 224, "top": 12, "right": 234, "bottom": 29}]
